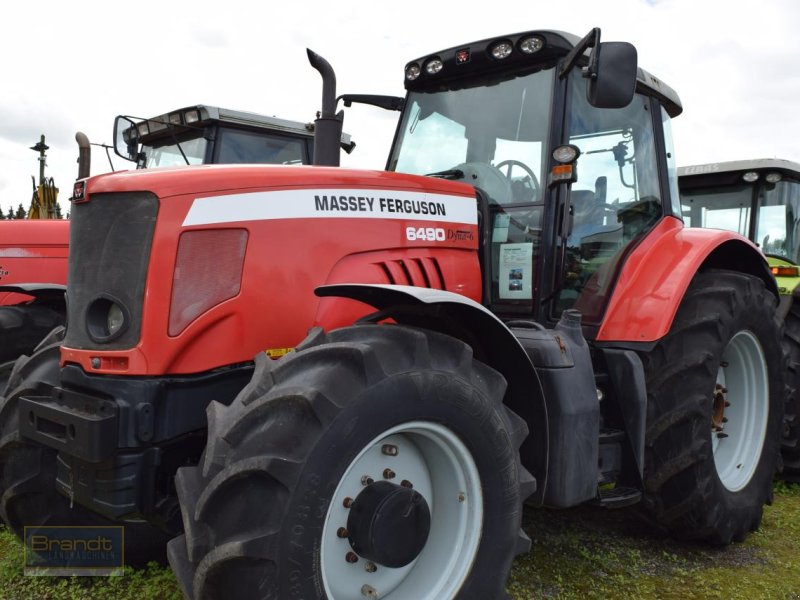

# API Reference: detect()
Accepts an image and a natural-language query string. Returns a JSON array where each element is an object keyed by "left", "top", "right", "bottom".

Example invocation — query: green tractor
[{"left": 679, "top": 158, "right": 800, "bottom": 480}]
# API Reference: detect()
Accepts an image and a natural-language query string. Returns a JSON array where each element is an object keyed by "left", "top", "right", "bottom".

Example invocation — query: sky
[{"left": 1, "top": 0, "right": 799, "bottom": 217}]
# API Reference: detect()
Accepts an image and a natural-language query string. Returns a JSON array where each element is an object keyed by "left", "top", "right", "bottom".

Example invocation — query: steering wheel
[{"left": 495, "top": 159, "right": 540, "bottom": 202}]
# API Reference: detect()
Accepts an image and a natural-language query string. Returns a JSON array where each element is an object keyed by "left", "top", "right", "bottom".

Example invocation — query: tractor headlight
[
  {"left": 519, "top": 36, "right": 544, "bottom": 54},
  {"left": 490, "top": 41, "right": 513, "bottom": 59},
  {"left": 86, "top": 296, "right": 130, "bottom": 343},
  {"left": 405, "top": 63, "right": 421, "bottom": 81},
  {"left": 742, "top": 171, "right": 759, "bottom": 182},
  {"left": 425, "top": 58, "right": 443, "bottom": 75},
  {"left": 766, "top": 172, "right": 782, "bottom": 183}
]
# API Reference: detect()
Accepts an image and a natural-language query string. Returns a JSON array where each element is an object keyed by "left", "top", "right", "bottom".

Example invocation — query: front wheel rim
[
  {"left": 321, "top": 420, "right": 483, "bottom": 599},
  {"left": 712, "top": 330, "right": 769, "bottom": 492}
]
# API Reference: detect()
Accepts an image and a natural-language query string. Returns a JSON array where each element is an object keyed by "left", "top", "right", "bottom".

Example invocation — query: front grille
[{"left": 65, "top": 192, "right": 159, "bottom": 350}]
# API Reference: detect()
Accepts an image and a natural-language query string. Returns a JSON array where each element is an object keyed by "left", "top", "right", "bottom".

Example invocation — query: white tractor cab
[
  {"left": 113, "top": 104, "right": 355, "bottom": 169},
  {"left": 679, "top": 158, "right": 800, "bottom": 481}
]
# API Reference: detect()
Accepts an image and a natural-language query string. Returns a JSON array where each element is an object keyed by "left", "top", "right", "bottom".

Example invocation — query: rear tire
[
  {"left": 168, "top": 325, "right": 534, "bottom": 600},
  {"left": 779, "top": 288, "right": 800, "bottom": 480},
  {"left": 0, "top": 328, "right": 170, "bottom": 566},
  {"left": 639, "top": 270, "right": 784, "bottom": 544}
]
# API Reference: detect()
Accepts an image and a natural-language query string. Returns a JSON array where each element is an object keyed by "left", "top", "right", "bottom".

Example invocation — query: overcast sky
[{"left": 1, "top": 0, "right": 798, "bottom": 216}]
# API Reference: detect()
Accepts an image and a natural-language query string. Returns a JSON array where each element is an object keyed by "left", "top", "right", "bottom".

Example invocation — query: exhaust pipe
[
  {"left": 307, "top": 49, "right": 344, "bottom": 167},
  {"left": 76, "top": 131, "right": 91, "bottom": 179}
]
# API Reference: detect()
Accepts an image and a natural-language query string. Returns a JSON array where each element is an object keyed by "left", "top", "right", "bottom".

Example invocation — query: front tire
[
  {"left": 168, "top": 325, "right": 534, "bottom": 600},
  {"left": 0, "top": 304, "right": 65, "bottom": 364},
  {"left": 639, "top": 270, "right": 784, "bottom": 544},
  {"left": 0, "top": 328, "right": 170, "bottom": 566}
]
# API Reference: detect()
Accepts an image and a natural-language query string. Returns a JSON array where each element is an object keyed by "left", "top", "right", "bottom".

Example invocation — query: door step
[{"left": 596, "top": 486, "right": 641, "bottom": 509}]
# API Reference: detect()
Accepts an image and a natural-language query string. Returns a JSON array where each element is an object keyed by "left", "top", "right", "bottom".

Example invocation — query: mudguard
[
  {"left": 0, "top": 283, "right": 66, "bottom": 306},
  {"left": 315, "top": 283, "right": 551, "bottom": 505},
  {"left": 597, "top": 217, "right": 777, "bottom": 343}
]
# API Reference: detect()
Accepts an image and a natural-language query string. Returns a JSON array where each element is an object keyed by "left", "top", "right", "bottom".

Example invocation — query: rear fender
[
  {"left": 597, "top": 217, "right": 776, "bottom": 343},
  {"left": 315, "top": 283, "right": 550, "bottom": 505}
]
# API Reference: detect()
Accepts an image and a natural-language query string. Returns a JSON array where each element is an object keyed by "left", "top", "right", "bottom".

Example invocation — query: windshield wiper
[{"left": 426, "top": 169, "right": 464, "bottom": 180}]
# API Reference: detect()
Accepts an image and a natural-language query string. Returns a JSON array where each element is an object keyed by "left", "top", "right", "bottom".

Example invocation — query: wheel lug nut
[
  {"left": 361, "top": 475, "right": 374, "bottom": 486},
  {"left": 383, "top": 468, "right": 395, "bottom": 479},
  {"left": 400, "top": 479, "right": 413, "bottom": 488},
  {"left": 343, "top": 497, "right": 354, "bottom": 508},
  {"left": 364, "top": 561, "right": 377, "bottom": 573},
  {"left": 337, "top": 527, "right": 349, "bottom": 538},
  {"left": 346, "top": 551, "right": 359, "bottom": 563},
  {"left": 382, "top": 444, "right": 398, "bottom": 456},
  {"left": 362, "top": 584, "right": 379, "bottom": 598}
]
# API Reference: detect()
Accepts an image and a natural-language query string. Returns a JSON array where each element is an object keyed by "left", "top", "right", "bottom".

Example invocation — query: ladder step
[
  {"left": 599, "top": 427, "right": 624, "bottom": 443},
  {"left": 596, "top": 486, "right": 641, "bottom": 509}
]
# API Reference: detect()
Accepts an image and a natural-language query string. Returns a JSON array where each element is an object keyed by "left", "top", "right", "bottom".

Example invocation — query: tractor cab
[
  {"left": 113, "top": 104, "right": 355, "bottom": 169},
  {"left": 386, "top": 30, "right": 682, "bottom": 329},
  {"left": 679, "top": 159, "right": 800, "bottom": 297}
]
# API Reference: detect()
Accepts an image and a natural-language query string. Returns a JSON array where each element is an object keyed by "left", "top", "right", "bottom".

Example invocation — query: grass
[
  {"left": 0, "top": 483, "right": 798, "bottom": 599},
  {"left": 507, "top": 481, "right": 800, "bottom": 599}
]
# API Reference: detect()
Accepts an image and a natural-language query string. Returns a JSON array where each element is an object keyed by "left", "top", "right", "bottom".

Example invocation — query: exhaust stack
[{"left": 307, "top": 49, "right": 344, "bottom": 167}]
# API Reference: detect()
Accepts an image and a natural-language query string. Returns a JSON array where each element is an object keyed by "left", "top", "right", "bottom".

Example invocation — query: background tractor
[
  {"left": 0, "top": 29, "right": 787, "bottom": 600},
  {"left": 679, "top": 158, "right": 800, "bottom": 480}
]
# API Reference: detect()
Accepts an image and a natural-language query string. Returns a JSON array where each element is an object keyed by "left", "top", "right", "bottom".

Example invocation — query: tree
[
  {"left": 6, "top": 207, "right": 14, "bottom": 220},
  {"left": 14, "top": 204, "right": 26, "bottom": 219}
]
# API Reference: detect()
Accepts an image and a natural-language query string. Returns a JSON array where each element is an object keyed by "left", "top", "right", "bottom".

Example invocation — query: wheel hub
[{"left": 347, "top": 480, "right": 431, "bottom": 568}]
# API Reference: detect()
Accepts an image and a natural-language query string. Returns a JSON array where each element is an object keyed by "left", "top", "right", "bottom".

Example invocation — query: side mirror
[
  {"left": 587, "top": 41, "right": 638, "bottom": 109},
  {"left": 113, "top": 116, "right": 139, "bottom": 162}
]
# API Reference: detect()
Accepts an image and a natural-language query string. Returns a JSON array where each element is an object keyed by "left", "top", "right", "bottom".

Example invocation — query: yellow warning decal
[{"left": 265, "top": 347, "right": 294, "bottom": 359}]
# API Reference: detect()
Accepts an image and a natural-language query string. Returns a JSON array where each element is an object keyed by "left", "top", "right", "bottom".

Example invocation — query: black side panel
[{"left": 65, "top": 192, "right": 158, "bottom": 350}]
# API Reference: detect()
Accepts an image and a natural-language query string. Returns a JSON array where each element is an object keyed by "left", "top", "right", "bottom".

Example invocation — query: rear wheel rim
[
  {"left": 712, "top": 330, "right": 769, "bottom": 492},
  {"left": 321, "top": 420, "right": 483, "bottom": 599}
]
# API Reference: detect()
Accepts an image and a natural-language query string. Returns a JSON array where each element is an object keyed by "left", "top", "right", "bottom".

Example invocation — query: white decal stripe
[{"left": 182, "top": 189, "right": 478, "bottom": 227}]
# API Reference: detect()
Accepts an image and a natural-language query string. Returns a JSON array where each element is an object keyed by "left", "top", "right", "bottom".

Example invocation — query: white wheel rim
[
  {"left": 712, "top": 330, "right": 769, "bottom": 492},
  {"left": 321, "top": 421, "right": 483, "bottom": 599}
]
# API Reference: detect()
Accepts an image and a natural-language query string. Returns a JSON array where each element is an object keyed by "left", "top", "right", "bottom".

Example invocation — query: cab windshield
[
  {"left": 681, "top": 179, "right": 800, "bottom": 263},
  {"left": 142, "top": 133, "right": 207, "bottom": 168},
  {"left": 388, "top": 67, "right": 555, "bottom": 207},
  {"left": 141, "top": 127, "right": 309, "bottom": 169}
]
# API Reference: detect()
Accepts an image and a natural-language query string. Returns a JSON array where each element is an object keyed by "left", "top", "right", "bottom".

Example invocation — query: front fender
[
  {"left": 0, "top": 283, "right": 66, "bottom": 306},
  {"left": 597, "top": 217, "right": 776, "bottom": 343},
  {"left": 315, "top": 283, "right": 550, "bottom": 505}
]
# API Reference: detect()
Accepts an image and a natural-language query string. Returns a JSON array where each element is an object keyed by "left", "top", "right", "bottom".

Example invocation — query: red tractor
[{"left": 1, "top": 29, "right": 785, "bottom": 599}]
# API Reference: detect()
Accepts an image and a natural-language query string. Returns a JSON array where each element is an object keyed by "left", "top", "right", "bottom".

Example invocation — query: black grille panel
[{"left": 65, "top": 192, "right": 159, "bottom": 350}]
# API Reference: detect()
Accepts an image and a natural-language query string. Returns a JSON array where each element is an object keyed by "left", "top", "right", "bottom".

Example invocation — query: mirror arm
[{"left": 558, "top": 27, "right": 601, "bottom": 79}]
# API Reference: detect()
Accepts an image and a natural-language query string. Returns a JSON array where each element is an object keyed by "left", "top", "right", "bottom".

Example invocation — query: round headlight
[
  {"left": 405, "top": 63, "right": 421, "bottom": 81},
  {"left": 107, "top": 303, "right": 125, "bottom": 336},
  {"left": 491, "top": 41, "right": 513, "bottom": 60},
  {"left": 742, "top": 171, "right": 759, "bottom": 182},
  {"left": 425, "top": 58, "right": 443, "bottom": 75},
  {"left": 86, "top": 296, "right": 129, "bottom": 343},
  {"left": 553, "top": 144, "right": 581, "bottom": 164},
  {"left": 766, "top": 172, "right": 782, "bottom": 183},
  {"left": 519, "top": 36, "right": 544, "bottom": 54}
]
